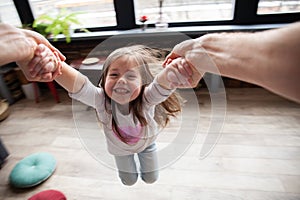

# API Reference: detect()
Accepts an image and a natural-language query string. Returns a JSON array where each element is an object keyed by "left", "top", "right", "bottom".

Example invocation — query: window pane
[
  {"left": 0, "top": 0, "right": 22, "bottom": 26},
  {"left": 257, "top": 0, "right": 300, "bottom": 14},
  {"left": 29, "top": 0, "right": 116, "bottom": 28},
  {"left": 134, "top": 0, "right": 234, "bottom": 24}
]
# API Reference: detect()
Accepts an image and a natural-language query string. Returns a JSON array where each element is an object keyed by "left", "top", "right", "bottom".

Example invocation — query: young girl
[{"left": 29, "top": 44, "right": 193, "bottom": 186}]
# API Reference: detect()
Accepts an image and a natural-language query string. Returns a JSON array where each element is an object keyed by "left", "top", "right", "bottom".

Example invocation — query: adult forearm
[
  {"left": 196, "top": 32, "right": 265, "bottom": 84},
  {"left": 0, "top": 23, "right": 36, "bottom": 66},
  {"left": 189, "top": 22, "right": 300, "bottom": 103}
]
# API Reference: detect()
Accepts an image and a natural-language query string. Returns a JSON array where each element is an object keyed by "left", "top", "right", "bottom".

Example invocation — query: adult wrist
[{"left": 172, "top": 38, "right": 196, "bottom": 57}]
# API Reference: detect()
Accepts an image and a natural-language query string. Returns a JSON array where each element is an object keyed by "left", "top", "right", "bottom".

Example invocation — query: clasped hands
[{"left": 27, "top": 39, "right": 205, "bottom": 88}]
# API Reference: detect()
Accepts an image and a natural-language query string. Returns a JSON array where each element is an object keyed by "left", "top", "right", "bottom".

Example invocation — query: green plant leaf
[{"left": 32, "top": 9, "right": 85, "bottom": 43}]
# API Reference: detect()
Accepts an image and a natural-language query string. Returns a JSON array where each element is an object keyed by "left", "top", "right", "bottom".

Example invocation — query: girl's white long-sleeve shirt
[{"left": 69, "top": 76, "right": 174, "bottom": 156}]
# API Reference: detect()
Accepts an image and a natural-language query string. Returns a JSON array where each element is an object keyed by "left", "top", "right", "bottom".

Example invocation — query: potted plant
[{"left": 33, "top": 9, "right": 85, "bottom": 43}]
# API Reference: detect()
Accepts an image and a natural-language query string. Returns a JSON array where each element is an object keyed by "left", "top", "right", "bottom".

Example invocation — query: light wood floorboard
[{"left": 0, "top": 88, "right": 299, "bottom": 200}]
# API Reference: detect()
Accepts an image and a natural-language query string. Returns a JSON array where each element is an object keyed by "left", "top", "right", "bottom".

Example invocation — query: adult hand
[
  {"left": 27, "top": 44, "right": 62, "bottom": 82},
  {"left": 164, "top": 58, "right": 193, "bottom": 89},
  {"left": 18, "top": 28, "right": 65, "bottom": 82},
  {"left": 163, "top": 38, "right": 205, "bottom": 88},
  {"left": 22, "top": 28, "right": 65, "bottom": 62},
  {"left": 0, "top": 23, "right": 65, "bottom": 81},
  {"left": 163, "top": 39, "right": 196, "bottom": 67},
  {"left": 164, "top": 22, "right": 300, "bottom": 103}
]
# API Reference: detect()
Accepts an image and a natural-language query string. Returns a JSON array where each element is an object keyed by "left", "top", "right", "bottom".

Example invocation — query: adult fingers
[
  {"left": 166, "top": 70, "right": 178, "bottom": 88},
  {"left": 188, "top": 60, "right": 205, "bottom": 88},
  {"left": 34, "top": 44, "right": 62, "bottom": 79},
  {"left": 23, "top": 29, "right": 66, "bottom": 61},
  {"left": 51, "top": 60, "right": 62, "bottom": 79},
  {"left": 174, "top": 69, "right": 191, "bottom": 86},
  {"left": 28, "top": 43, "right": 46, "bottom": 75},
  {"left": 28, "top": 56, "right": 44, "bottom": 77},
  {"left": 166, "top": 67, "right": 191, "bottom": 88},
  {"left": 163, "top": 53, "right": 180, "bottom": 67},
  {"left": 52, "top": 51, "right": 63, "bottom": 77},
  {"left": 29, "top": 54, "right": 56, "bottom": 78},
  {"left": 176, "top": 59, "right": 193, "bottom": 77}
]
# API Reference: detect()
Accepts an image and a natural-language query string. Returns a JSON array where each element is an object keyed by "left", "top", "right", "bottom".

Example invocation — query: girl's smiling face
[{"left": 104, "top": 56, "right": 142, "bottom": 105}]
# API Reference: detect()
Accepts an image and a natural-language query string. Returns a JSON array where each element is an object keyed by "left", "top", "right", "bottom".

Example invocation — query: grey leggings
[{"left": 114, "top": 143, "right": 159, "bottom": 186}]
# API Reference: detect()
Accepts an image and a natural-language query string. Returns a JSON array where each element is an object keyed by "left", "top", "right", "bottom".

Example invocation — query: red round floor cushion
[{"left": 28, "top": 189, "right": 66, "bottom": 200}]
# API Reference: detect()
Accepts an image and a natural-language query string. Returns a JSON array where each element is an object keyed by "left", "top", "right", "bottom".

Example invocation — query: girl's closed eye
[
  {"left": 109, "top": 72, "right": 119, "bottom": 78},
  {"left": 126, "top": 73, "right": 138, "bottom": 80}
]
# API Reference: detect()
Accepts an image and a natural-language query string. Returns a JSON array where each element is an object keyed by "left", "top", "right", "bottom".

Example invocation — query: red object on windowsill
[{"left": 139, "top": 15, "right": 148, "bottom": 23}]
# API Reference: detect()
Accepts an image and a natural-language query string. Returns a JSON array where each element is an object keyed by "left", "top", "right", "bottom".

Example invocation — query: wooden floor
[{"left": 0, "top": 87, "right": 300, "bottom": 200}]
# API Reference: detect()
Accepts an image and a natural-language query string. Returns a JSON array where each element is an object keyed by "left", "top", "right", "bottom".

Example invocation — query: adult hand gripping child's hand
[
  {"left": 27, "top": 44, "right": 63, "bottom": 82},
  {"left": 158, "top": 57, "right": 196, "bottom": 89},
  {"left": 164, "top": 57, "right": 203, "bottom": 89},
  {"left": 163, "top": 40, "right": 204, "bottom": 88}
]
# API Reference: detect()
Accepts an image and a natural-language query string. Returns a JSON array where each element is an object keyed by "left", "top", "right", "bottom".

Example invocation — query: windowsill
[{"left": 49, "top": 23, "right": 288, "bottom": 42}]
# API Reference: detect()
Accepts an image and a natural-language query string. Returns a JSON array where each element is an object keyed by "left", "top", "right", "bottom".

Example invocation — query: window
[
  {"left": 5, "top": 0, "right": 299, "bottom": 33},
  {"left": 28, "top": 0, "right": 116, "bottom": 29},
  {"left": 134, "top": 0, "right": 234, "bottom": 25},
  {"left": 257, "top": 0, "right": 300, "bottom": 14},
  {"left": 0, "top": 0, "right": 22, "bottom": 26}
]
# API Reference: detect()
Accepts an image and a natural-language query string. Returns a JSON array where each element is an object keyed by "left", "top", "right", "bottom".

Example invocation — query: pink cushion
[{"left": 28, "top": 190, "right": 66, "bottom": 200}]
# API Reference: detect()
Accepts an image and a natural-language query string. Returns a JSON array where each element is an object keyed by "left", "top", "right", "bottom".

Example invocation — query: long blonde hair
[{"left": 99, "top": 45, "right": 183, "bottom": 143}]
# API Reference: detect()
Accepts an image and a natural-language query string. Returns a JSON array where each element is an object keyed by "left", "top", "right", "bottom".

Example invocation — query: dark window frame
[{"left": 13, "top": 0, "right": 300, "bottom": 31}]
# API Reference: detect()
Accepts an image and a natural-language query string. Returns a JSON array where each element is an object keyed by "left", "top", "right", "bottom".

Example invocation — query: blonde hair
[{"left": 99, "top": 45, "right": 183, "bottom": 143}]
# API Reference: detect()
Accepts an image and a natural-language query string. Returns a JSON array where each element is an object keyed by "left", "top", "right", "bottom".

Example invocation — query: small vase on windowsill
[
  {"left": 155, "top": 0, "right": 168, "bottom": 30},
  {"left": 139, "top": 15, "right": 148, "bottom": 31},
  {"left": 155, "top": 13, "right": 169, "bottom": 30}
]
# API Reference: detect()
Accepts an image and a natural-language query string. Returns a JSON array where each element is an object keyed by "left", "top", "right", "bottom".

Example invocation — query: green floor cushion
[
  {"left": 28, "top": 189, "right": 66, "bottom": 200},
  {"left": 9, "top": 152, "right": 56, "bottom": 188}
]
